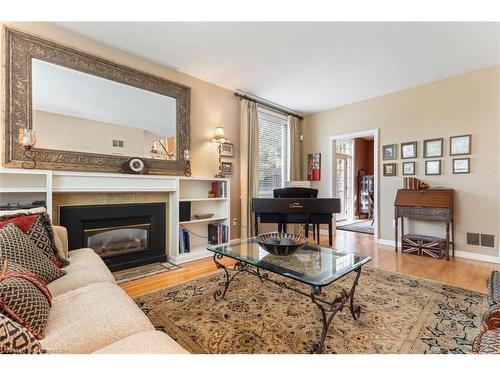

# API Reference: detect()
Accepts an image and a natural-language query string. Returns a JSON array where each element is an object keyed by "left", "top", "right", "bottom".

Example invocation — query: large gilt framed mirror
[{"left": 4, "top": 28, "right": 190, "bottom": 174}]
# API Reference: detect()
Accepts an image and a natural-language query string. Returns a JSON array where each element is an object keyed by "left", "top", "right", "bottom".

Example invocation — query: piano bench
[{"left": 402, "top": 234, "right": 449, "bottom": 260}]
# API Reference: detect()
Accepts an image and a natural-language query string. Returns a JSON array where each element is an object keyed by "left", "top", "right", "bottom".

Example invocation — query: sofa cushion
[
  {"left": 0, "top": 312, "right": 44, "bottom": 354},
  {"left": 0, "top": 224, "right": 65, "bottom": 284},
  {"left": 0, "top": 260, "right": 52, "bottom": 339},
  {"left": 0, "top": 209, "right": 69, "bottom": 268},
  {"left": 93, "top": 331, "right": 189, "bottom": 354},
  {"left": 52, "top": 226, "right": 68, "bottom": 260},
  {"left": 41, "top": 282, "right": 154, "bottom": 354},
  {"left": 48, "top": 248, "right": 116, "bottom": 297}
]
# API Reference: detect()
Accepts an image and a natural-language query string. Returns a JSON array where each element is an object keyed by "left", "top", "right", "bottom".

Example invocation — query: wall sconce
[
  {"left": 210, "top": 126, "right": 229, "bottom": 178},
  {"left": 18, "top": 128, "right": 37, "bottom": 169},
  {"left": 183, "top": 149, "right": 192, "bottom": 177}
]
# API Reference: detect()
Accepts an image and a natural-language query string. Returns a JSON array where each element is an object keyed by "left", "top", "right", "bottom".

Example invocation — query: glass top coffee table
[{"left": 207, "top": 237, "right": 371, "bottom": 353}]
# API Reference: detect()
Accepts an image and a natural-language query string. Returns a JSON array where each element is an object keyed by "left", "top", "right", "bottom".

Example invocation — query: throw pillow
[
  {"left": 0, "top": 313, "right": 44, "bottom": 354},
  {"left": 0, "top": 224, "right": 66, "bottom": 284},
  {"left": 0, "top": 260, "right": 52, "bottom": 340},
  {"left": 0, "top": 209, "right": 69, "bottom": 268}
]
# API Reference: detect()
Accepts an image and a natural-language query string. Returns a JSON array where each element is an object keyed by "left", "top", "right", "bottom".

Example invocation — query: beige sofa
[{"left": 39, "top": 226, "right": 188, "bottom": 354}]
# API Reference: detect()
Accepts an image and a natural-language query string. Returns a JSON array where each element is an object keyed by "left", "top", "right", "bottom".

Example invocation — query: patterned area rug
[
  {"left": 134, "top": 267, "right": 486, "bottom": 354},
  {"left": 337, "top": 220, "right": 374, "bottom": 235}
]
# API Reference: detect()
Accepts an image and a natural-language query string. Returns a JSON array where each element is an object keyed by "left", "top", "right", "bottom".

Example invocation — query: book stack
[
  {"left": 210, "top": 181, "right": 227, "bottom": 198},
  {"left": 207, "top": 223, "right": 229, "bottom": 245},
  {"left": 403, "top": 177, "right": 421, "bottom": 190},
  {"left": 179, "top": 227, "right": 191, "bottom": 253}
]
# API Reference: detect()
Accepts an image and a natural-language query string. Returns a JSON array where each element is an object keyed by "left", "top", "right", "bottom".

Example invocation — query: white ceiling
[
  {"left": 32, "top": 58, "right": 176, "bottom": 137},
  {"left": 57, "top": 22, "right": 500, "bottom": 114}
]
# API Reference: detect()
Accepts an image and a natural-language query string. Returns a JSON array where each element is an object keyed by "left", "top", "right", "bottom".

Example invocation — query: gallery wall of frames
[{"left": 382, "top": 134, "right": 471, "bottom": 177}]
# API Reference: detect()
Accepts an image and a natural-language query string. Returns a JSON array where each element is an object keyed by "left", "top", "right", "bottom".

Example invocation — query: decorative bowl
[{"left": 256, "top": 232, "right": 308, "bottom": 256}]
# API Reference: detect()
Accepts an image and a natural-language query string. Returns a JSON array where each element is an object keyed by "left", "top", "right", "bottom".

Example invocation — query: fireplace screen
[{"left": 85, "top": 224, "right": 149, "bottom": 258}]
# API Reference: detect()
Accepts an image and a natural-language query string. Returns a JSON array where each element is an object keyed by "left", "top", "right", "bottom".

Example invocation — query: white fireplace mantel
[{"left": 0, "top": 168, "right": 230, "bottom": 265}]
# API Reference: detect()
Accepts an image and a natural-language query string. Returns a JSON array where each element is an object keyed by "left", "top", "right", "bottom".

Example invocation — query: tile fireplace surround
[{"left": 0, "top": 169, "right": 231, "bottom": 265}]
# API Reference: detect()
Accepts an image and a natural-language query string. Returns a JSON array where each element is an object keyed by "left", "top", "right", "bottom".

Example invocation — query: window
[{"left": 257, "top": 107, "right": 288, "bottom": 197}]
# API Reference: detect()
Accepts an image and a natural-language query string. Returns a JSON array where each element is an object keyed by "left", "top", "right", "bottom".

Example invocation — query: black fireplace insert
[{"left": 60, "top": 202, "right": 166, "bottom": 271}]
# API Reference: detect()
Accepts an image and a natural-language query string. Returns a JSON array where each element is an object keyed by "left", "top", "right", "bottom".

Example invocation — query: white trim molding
[
  {"left": 328, "top": 129, "right": 379, "bottom": 242},
  {"left": 377, "top": 238, "right": 500, "bottom": 264}
]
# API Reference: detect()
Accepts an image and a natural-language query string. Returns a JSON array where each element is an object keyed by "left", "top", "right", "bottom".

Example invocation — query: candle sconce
[
  {"left": 18, "top": 128, "right": 37, "bottom": 169},
  {"left": 183, "top": 149, "right": 192, "bottom": 177}
]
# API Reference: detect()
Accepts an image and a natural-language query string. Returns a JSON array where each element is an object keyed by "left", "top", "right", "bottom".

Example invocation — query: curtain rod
[{"left": 234, "top": 92, "right": 303, "bottom": 120}]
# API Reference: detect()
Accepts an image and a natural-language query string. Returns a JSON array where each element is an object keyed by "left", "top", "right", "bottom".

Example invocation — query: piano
[
  {"left": 394, "top": 188, "right": 454, "bottom": 260},
  {"left": 252, "top": 188, "right": 341, "bottom": 246}
]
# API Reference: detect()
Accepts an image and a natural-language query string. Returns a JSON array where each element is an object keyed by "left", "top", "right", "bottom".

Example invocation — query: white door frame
[{"left": 329, "top": 129, "right": 380, "bottom": 242}]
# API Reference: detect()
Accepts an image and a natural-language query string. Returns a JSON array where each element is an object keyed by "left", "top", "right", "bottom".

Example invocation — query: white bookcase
[
  {"left": 0, "top": 168, "right": 52, "bottom": 213},
  {"left": 170, "top": 176, "right": 230, "bottom": 264}
]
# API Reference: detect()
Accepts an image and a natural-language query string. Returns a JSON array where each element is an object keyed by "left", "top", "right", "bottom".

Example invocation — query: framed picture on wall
[
  {"left": 453, "top": 158, "right": 470, "bottom": 174},
  {"left": 402, "top": 162, "right": 415, "bottom": 175},
  {"left": 220, "top": 162, "right": 233, "bottom": 175},
  {"left": 423, "top": 138, "right": 443, "bottom": 158},
  {"left": 425, "top": 160, "right": 441, "bottom": 175},
  {"left": 307, "top": 153, "right": 321, "bottom": 181},
  {"left": 383, "top": 163, "right": 397, "bottom": 176},
  {"left": 450, "top": 135, "right": 471, "bottom": 156},
  {"left": 220, "top": 143, "right": 234, "bottom": 157},
  {"left": 401, "top": 141, "right": 417, "bottom": 159},
  {"left": 382, "top": 144, "right": 397, "bottom": 160}
]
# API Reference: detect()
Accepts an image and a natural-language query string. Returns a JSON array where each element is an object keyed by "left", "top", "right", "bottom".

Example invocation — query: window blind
[{"left": 257, "top": 107, "right": 288, "bottom": 197}]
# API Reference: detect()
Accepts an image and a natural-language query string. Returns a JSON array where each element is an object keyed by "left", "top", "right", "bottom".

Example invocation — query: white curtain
[
  {"left": 240, "top": 99, "right": 259, "bottom": 238},
  {"left": 287, "top": 115, "right": 301, "bottom": 181}
]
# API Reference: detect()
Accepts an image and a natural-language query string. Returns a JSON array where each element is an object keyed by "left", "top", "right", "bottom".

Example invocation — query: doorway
[
  {"left": 329, "top": 130, "right": 379, "bottom": 240},
  {"left": 334, "top": 141, "right": 353, "bottom": 221}
]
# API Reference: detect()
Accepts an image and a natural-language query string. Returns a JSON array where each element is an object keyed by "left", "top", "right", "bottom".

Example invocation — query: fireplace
[{"left": 60, "top": 203, "right": 166, "bottom": 271}]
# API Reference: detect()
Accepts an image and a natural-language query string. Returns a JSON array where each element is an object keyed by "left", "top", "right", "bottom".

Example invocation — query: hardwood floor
[{"left": 120, "top": 231, "right": 498, "bottom": 298}]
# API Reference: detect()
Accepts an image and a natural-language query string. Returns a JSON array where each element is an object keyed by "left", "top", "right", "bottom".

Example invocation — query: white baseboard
[
  {"left": 376, "top": 239, "right": 500, "bottom": 264},
  {"left": 377, "top": 239, "right": 400, "bottom": 247},
  {"left": 454, "top": 250, "right": 500, "bottom": 264}
]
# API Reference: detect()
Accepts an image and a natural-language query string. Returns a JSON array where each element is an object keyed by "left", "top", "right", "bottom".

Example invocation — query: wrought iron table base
[{"left": 212, "top": 253, "right": 362, "bottom": 354}]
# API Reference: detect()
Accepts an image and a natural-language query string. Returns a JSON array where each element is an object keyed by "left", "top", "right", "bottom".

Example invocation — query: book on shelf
[
  {"left": 179, "top": 227, "right": 191, "bottom": 253},
  {"left": 207, "top": 223, "right": 229, "bottom": 245},
  {"left": 403, "top": 177, "right": 420, "bottom": 190},
  {"left": 210, "top": 181, "right": 227, "bottom": 198}
]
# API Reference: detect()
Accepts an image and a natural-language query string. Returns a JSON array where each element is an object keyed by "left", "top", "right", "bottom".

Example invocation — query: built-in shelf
[
  {"left": 172, "top": 248, "right": 214, "bottom": 263},
  {"left": 180, "top": 216, "right": 228, "bottom": 224},
  {"left": 179, "top": 197, "right": 227, "bottom": 202},
  {"left": 0, "top": 188, "right": 48, "bottom": 193}
]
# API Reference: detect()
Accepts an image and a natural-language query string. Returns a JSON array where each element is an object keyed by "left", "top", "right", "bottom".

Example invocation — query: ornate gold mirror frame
[{"left": 4, "top": 27, "right": 190, "bottom": 174}]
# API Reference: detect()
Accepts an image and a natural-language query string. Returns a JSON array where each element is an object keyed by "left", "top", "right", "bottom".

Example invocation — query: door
[{"left": 336, "top": 155, "right": 348, "bottom": 221}]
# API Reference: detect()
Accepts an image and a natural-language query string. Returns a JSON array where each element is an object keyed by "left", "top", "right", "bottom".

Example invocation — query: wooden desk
[{"left": 394, "top": 189, "right": 454, "bottom": 260}]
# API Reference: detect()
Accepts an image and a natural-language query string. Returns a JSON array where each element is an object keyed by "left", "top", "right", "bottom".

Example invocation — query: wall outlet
[{"left": 232, "top": 218, "right": 238, "bottom": 226}]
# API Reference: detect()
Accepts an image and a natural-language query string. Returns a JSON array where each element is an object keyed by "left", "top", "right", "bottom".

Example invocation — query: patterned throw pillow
[
  {"left": 0, "top": 260, "right": 52, "bottom": 340},
  {"left": 0, "top": 210, "right": 69, "bottom": 268},
  {"left": 0, "top": 224, "right": 66, "bottom": 284},
  {"left": 488, "top": 271, "right": 500, "bottom": 306},
  {"left": 0, "top": 313, "right": 44, "bottom": 354}
]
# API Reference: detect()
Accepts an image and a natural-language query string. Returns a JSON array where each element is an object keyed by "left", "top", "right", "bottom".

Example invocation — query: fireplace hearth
[{"left": 60, "top": 203, "right": 166, "bottom": 271}]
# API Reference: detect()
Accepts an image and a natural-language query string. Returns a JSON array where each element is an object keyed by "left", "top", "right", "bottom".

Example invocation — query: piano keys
[{"left": 252, "top": 197, "right": 341, "bottom": 246}]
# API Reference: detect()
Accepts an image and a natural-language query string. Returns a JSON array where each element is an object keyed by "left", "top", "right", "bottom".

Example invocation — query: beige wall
[
  {"left": 303, "top": 66, "right": 500, "bottom": 257},
  {"left": 0, "top": 22, "right": 241, "bottom": 238},
  {"left": 34, "top": 110, "right": 148, "bottom": 157}
]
